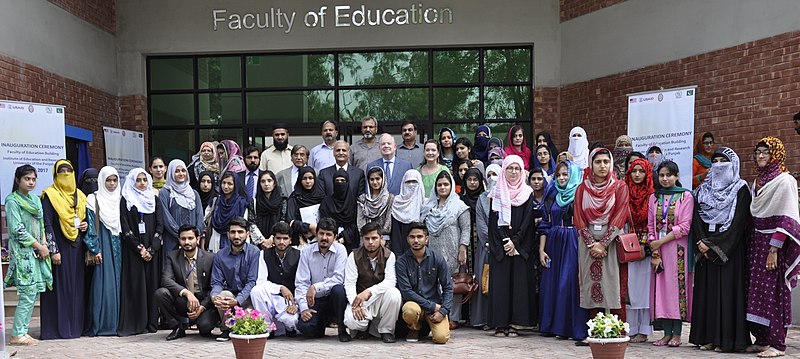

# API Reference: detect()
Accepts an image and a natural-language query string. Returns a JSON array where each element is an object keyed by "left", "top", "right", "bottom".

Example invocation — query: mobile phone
[{"left": 545, "top": 258, "right": 551, "bottom": 268}]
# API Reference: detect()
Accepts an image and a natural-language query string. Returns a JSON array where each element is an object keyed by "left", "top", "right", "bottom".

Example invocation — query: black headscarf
[
  {"left": 197, "top": 171, "right": 217, "bottom": 210},
  {"left": 290, "top": 166, "right": 326, "bottom": 208},
  {"left": 319, "top": 169, "right": 356, "bottom": 225},
  {"left": 535, "top": 131, "right": 559, "bottom": 160},
  {"left": 254, "top": 170, "right": 285, "bottom": 235},
  {"left": 460, "top": 167, "right": 485, "bottom": 213},
  {"left": 78, "top": 168, "right": 99, "bottom": 195}
]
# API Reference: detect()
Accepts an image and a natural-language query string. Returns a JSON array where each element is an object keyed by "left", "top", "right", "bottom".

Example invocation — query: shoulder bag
[{"left": 615, "top": 205, "right": 644, "bottom": 264}]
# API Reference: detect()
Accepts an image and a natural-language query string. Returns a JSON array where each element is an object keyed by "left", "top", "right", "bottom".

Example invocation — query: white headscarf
[
  {"left": 568, "top": 126, "right": 590, "bottom": 169},
  {"left": 165, "top": 159, "right": 196, "bottom": 210},
  {"left": 122, "top": 168, "right": 156, "bottom": 214},
  {"left": 87, "top": 166, "right": 121, "bottom": 235},
  {"left": 485, "top": 163, "right": 502, "bottom": 191},
  {"left": 391, "top": 169, "right": 425, "bottom": 224}
]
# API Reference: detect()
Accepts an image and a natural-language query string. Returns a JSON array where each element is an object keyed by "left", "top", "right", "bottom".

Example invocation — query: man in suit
[
  {"left": 156, "top": 224, "right": 218, "bottom": 340},
  {"left": 366, "top": 134, "right": 413, "bottom": 195},
  {"left": 250, "top": 221, "right": 301, "bottom": 337},
  {"left": 276, "top": 144, "right": 309, "bottom": 198},
  {"left": 318, "top": 141, "right": 366, "bottom": 197},
  {"left": 237, "top": 145, "right": 262, "bottom": 201}
]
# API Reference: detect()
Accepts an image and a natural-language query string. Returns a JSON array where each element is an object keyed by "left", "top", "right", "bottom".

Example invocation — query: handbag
[
  {"left": 616, "top": 205, "right": 644, "bottom": 263},
  {"left": 451, "top": 265, "right": 478, "bottom": 304},
  {"left": 481, "top": 263, "right": 490, "bottom": 296}
]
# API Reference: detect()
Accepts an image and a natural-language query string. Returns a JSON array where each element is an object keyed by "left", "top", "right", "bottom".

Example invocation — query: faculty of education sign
[{"left": 212, "top": 3, "right": 454, "bottom": 34}]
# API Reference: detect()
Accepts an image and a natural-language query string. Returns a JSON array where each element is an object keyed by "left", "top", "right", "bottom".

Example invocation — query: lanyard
[
  {"left": 139, "top": 212, "right": 144, "bottom": 223},
  {"left": 186, "top": 259, "right": 197, "bottom": 281},
  {"left": 660, "top": 195, "right": 673, "bottom": 223}
]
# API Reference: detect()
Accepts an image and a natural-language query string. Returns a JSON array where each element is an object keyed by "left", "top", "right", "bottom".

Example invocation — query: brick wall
[
  {"left": 560, "top": 30, "right": 800, "bottom": 178},
  {"left": 534, "top": 86, "right": 561, "bottom": 140},
  {"left": 0, "top": 53, "right": 119, "bottom": 169},
  {"left": 560, "top": 0, "right": 626, "bottom": 22},
  {"left": 48, "top": 0, "right": 116, "bottom": 35},
  {"left": 119, "top": 95, "right": 149, "bottom": 159}
]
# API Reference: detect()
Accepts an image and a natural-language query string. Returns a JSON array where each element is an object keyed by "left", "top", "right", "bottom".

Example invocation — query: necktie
[
  {"left": 384, "top": 161, "right": 392, "bottom": 189},
  {"left": 186, "top": 257, "right": 197, "bottom": 293},
  {"left": 246, "top": 172, "right": 255, "bottom": 199}
]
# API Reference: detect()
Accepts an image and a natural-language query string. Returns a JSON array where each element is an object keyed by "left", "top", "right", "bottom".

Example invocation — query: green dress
[
  {"left": 4, "top": 192, "right": 53, "bottom": 292},
  {"left": 419, "top": 165, "right": 449, "bottom": 198}
]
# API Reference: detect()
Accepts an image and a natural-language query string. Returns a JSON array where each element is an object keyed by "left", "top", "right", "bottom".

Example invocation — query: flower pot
[
  {"left": 229, "top": 333, "right": 268, "bottom": 359},
  {"left": 586, "top": 336, "right": 630, "bottom": 359}
]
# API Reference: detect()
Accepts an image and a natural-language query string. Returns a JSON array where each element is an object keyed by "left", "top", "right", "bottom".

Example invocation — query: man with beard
[
  {"left": 397, "top": 120, "right": 423, "bottom": 166},
  {"left": 318, "top": 141, "right": 366, "bottom": 197},
  {"left": 351, "top": 116, "right": 383, "bottom": 171},
  {"left": 237, "top": 146, "right": 263, "bottom": 200},
  {"left": 210, "top": 217, "right": 261, "bottom": 341},
  {"left": 396, "top": 222, "right": 452, "bottom": 344},
  {"left": 250, "top": 222, "right": 300, "bottom": 337},
  {"left": 156, "top": 225, "right": 218, "bottom": 340},
  {"left": 276, "top": 144, "right": 309, "bottom": 198},
  {"left": 343, "top": 221, "right": 401, "bottom": 343},
  {"left": 295, "top": 217, "right": 350, "bottom": 341},
  {"left": 309, "top": 120, "right": 339, "bottom": 173},
  {"left": 260, "top": 123, "right": 293, "bottom": 174},
  {"left": 366, "top": 134, "right": 413, "bottom": 195}
]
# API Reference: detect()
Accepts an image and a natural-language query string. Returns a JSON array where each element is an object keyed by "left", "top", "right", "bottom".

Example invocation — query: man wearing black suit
[
  {"left": 250, "top": 222, "right": 301, "bottom": 336},
  {"left": 366, "top": 134, "right": 414, "bottom": 195},
  {"left": 318, "top": 140, "right": 366, "bottom": 196},
  {"left": 156, "top": 224, "right": 218, "bottom": 340},
  {"left": 237, "top": 146, "right": 262, "bottom": 201}
]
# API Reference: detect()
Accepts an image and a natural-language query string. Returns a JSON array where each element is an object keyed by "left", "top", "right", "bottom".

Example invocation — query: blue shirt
[
  {"left": 210, "top": 242, "right": 260, "bottom": 305},
  {"left": 309, "top": 142, "right": 336, "bottom": 174},
  {"left": 294, "top": 241, "right": 347, "bottom": 312},
  {"left": 395, "top": 247, "right": 453, "bottom": 316}
]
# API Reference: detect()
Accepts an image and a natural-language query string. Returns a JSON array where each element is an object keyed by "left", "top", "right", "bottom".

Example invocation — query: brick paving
[{"left": 5, "top": 318, "right": 800, "bottom": 358}]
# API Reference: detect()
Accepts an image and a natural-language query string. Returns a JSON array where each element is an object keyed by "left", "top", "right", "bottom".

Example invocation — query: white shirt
[{"left": 344, "top": 251, "right": 397, "bottom": 306}]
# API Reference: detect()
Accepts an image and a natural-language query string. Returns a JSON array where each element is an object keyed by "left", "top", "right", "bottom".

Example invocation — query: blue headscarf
[
  {"left": 473, "top": 125, "right": 491, "bottom": 163},
  {"left": 533, "top": 144, "right": 556, "bottom": 175},
  {"left": 546, "top": 160, "right": 581, "bottom": 207}
]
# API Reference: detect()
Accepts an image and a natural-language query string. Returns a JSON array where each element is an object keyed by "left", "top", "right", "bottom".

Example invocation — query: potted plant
[
  {"left": 225, "top": 306, "right": 277, "bottom": 359},
  {"left": 585, "top": 312, "right": 631, "bottom": 359}
]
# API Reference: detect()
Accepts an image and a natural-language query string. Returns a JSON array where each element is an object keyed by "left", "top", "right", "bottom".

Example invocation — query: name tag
[
  {"left": 659, "top": 231, "right": 667, "bottom": 239},
  {"left": 709, "top": 223, "right": 716, "bottom": 232},
  {"left": 593, "top": 225, "right": 602, "bottom": 231},
  {"left": 73, "top": 217, "right": 81, "bottom": 229},
  {"left": 138, "top": 221, "right": 147, "bottom": 234}
]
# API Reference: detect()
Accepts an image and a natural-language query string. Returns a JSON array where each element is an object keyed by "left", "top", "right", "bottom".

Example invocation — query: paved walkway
[{"left": 4, "top": 318, "right": 800, "bottom": 358}]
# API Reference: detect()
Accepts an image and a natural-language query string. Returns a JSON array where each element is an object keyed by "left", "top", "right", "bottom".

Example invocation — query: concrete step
[{"left": 4, "top": 287, "right": 40, "bottom": 317}]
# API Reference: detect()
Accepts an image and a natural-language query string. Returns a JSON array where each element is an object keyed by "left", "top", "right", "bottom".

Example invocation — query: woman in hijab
[
  {"left": 83, "top": 166, "right": 122, "bottom": 336},
  {"left": 647, "top": 160, "right": 694, "bottom": 347},
  {"left": 625, "top": 158, "right": 655, "bottom": 343},
  {"left": 568, "top": 127, "right": 590, "bottom": 170},
  {"left": 5, "top": 165, "right": 52, "bottom": 346},
  {"left": 251, "top": 170, "right": 287, "bottom": 245},
  {"left": 389, "top": 170, "right": 425, "bottom": 256},
  {"left": 197, "top": 171, "right": 217, "bottom": 249},
  {"left": 119, "top": 168, "right": 163, "bottom": 336},
  {"left": 535, "top": 132, "right": 560, "bottom": 162},
  {"left": 488, "top": 137, "right": 504, "bottom": 151},
  {"left": 453, "top": 137, "right": 486, "bottom": 178},
  {"left": 39, "top": 159, "right": 88, "bottom": 340},
  {"left": 746, "top": 137, "right": 800, "bottom": 358},
  {"left": 613, "top": 135, "right": 634, "bottom": 179},
  {"left": 472, "top": 163, "right": 501, "bottom": 329},
  {"left": 461, "top": 167, "right": 486, "bottom": 301},
  {"left": 207, "top": 172, "right": 249, "bottom": 252},
  {"left": 357, "top": 167, "right": 394, "bottom": 239},
  {"left": 422, "top": 171, "right": 470, "bottom": 329},
  {"left": 438, "top": 127, "right": 457, "bottom": 171},
  {"left": 574, "top": 149, "right": 630, "bottom": 329},
  {"left": 149, "top": 157, "right": 167, "bottom": 195},
  {"left": 218, "top": 140, "right": 247, "bottom": 175},
  {"left": 533, "top": 145, "right": 555, "bottom": 178},
  {"left": 286, "top": 166, "right": 326, "bottom": 246},
  {"left": 488, "top": 147, "right": 506, "bottom": 167},
  {"left": 487, "top": 155, "right": 537, "bottom": 337},
  {"left": 625, "top": 152, "right": 646, "bottom": 175},
  {"left": 689, "top": 147, "right": 751, "bottom": 352},
  {"left": 159, "top": 159, "right": 204, "bottom": 256},
  {"left": 473, "top": 125, "right": 492, "bottom": 164},
  {"left": 78, "top": 168, "right": 99, "bottom": 195},
  {"left": 504, "top": 125, "right": 532, "bottom": 171},
  {"left": 188, "top": 141, "right": 220, "bottom": 190},
  {"left": 539, "top": 160, "right": 588, "bottom": 342},
  {"left": 528, "top": 168, "right": 549, "bottom": 225},
  {"left": 647, "top": 146, "right": 665, "bottom": 190},
  {"left": 692, "top": 132, "right": 715, "bottom": 188},
  {"left": 319, "top": 169, "right": 359, "bottom": 251}
]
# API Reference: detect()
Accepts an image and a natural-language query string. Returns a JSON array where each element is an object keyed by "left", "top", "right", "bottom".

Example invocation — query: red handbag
[{"left": 616, "top": 206, "right": 644, "bottom": 263}]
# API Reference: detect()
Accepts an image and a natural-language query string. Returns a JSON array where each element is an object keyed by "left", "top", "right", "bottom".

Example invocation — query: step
[{"left": 4, "top": 301, "right": 40, "bottom": 317}]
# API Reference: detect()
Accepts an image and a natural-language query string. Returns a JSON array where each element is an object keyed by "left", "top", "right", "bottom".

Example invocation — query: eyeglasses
[
  {"left": 702, "top": 141, "right": 715, "bottom": 146},
  {"left": 754, "top": 150, "right": 771, "bottom": 157}
]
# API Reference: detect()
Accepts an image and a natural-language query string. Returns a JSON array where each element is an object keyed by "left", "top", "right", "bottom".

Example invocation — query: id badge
[
  {"left": 593, "top": 224, "right": 602, "bottom": 231},
  {"left": 73, "top": 217, "right": 81, "bottom": 229},
  {"left": 138, "top": 221, "right": 147, "bottom": 234},
  {"left": 708, "top": 223, "right": 717, "bottom": 232},
  {"left": 659, "top": 231, "right": 667, "bottom": 239}
]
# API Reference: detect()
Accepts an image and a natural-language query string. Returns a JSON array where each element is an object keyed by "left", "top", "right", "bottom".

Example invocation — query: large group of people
[{"left": 4, "top": 116, "right": 800, "bottom": 357}]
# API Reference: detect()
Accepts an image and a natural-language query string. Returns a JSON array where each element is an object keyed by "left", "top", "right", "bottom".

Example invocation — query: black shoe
[
  {"left": 575, "top": 340, "right": 589, "bottom": 346},
  {"left": 338, "top": 331, "right": 352, "bottom": 342},
  {"left": 166, "top": 327, "right": 186, "bottom": 341},
  {"left": 286, "top": 329, "right": 297, "bottom": 338},
  {"left": 381, "top": 333, "right": 396, "bottom": 343},
  {"left": 216, "top": 330, "right": 231, "bottom": 342}
]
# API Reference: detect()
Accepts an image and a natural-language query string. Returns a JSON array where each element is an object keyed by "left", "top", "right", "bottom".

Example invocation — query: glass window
[
  {"left": 339, "top": 88, "right": 428, "bottom": 122},
  {"left": 484, "top": 86, "right": 532, "bottom": 120},
  {"left": 199, "top": 93, "right": 242, "bottom": 125},
  {"left": 484, "top": 48, "right": 531, "bottom": 83},
  {"left": 433, "top": 50, "right": 479, "bottom": 83},
  {"left": 199, "top": 128, "right": 244, "bottom": 146},
  {"left": 247, "top": 91, "right": 334, "bottom": 124},
  {"left": 338, "top": 51, "right": 428, "bottom": 86},
  {"left": 150, "top": 58, "right": 193, "bottom": 90},
  {"left": 433, "top": 87, "right": 479, "bottom": 120},
  {"left": 151, "top": 130, "right": 195, "bottom": 160},
  {"left": 246, "top": 54, "right": 334, "bottom": 88},
  {"left": 150, "top": 94, "right": 194, "bottom": 126},
  {"left": 198, "top": 57, "right": 241, "bottom": 89}
]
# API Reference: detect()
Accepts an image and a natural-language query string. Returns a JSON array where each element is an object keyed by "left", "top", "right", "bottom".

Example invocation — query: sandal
[
  {"left": 652, "top": 336, "right": 672, "bottom": 347},
  {"left": 630, "top": 334, "right": 648, "bottom": 343},
  {"left": 667, "top": 338, "right": 682, "bottom": 347},
  {"left": 747, "top": 345, "right": 770, "bottom": 353},
  {"left": 507, "top": 328, "right": 519, "bottom": 337},
  {"left": 9, "top": 335, "right": 37, "bottom": 346},
  {"left": 698, "top": 343, "right": 716, "bottom": 351},
  {"left": 757, "top": 347, "right": 785, "bottom": 358},
  {"left": 494, "top": 328, "right": 507, "bottom": 337}
]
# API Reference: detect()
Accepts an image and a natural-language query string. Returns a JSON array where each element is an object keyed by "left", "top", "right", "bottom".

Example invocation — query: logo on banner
[
  {"left": 687, "top": 89, "right": 694, "bottom": 96},
  {"left": 0, "top": 104, "right": 5, "bottom": 109},
  {"left": 28, "top": 105, "right": 34, "bottom": 113},
  {"left": 629, "top": 98, "right": 636, "bottom": 104},
  {"left": 122, "top": 131, "right": 126, "bottom": 137},
  {"left": 675, "top": 91, "right": 681, "bottom": 99},
  {"left": 57, "top": 108, "right": 63, "bottom": 114},
  {"left": 658, "top": 94, "right": 664, "bottom": 102},
  {"left": 46, "top": 107, "right": 53, "bottom": 114}
]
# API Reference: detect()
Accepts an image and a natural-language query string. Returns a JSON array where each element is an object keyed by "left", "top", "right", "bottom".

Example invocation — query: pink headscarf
[{"left": 488, "top": 155, "right": 534, "bottom": 226}]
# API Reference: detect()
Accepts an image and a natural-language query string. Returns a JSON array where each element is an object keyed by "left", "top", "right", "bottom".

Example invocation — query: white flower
[
  {"left": 587, "top": 320, "right": 595, "bottom": 330},
  {"left": 623, "top": 322, "right": 630, "bottom": 334}
]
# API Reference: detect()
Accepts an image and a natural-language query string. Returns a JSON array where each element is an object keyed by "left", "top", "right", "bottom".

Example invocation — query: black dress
[
  {"left": 118, "top": 198, "right": 163, "bottom": 336},
  {"left": 487, "top": 196, "right": 538, "bottom": 328},
  {"left": 689, "top": 187, "right": 752, "bottom": 351},
  {"left": 389, "top": 217, "right": 413, "bottom": 256}
]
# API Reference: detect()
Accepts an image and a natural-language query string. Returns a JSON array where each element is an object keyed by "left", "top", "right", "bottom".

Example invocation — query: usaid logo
[
  {"left": 28, "top": 105, "right": 34, "bottom": 113},
  {"left": 657, "top": 94, "right": 664, "bottom": 102}
]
